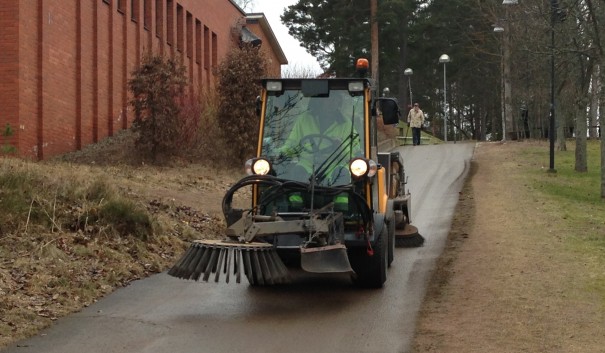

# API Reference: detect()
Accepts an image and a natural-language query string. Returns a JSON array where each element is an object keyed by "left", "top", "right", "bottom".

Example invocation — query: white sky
[{"left": 251, "top": 0, "right": 322, "bottom": 75}]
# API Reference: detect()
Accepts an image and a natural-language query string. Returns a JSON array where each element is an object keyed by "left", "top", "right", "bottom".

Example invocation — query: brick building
[{"left": 0, "top": 0, "right": 287, "bottom": 160}]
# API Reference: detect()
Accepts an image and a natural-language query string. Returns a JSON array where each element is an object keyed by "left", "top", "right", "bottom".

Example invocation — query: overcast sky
[{"left": 251, "top": 0, "right": 322, "bottom": 75}]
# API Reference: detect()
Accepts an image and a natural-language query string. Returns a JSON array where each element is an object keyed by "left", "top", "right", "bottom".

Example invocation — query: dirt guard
[{"left": 169, "top": 59, "right": 422, "bottom": 288}]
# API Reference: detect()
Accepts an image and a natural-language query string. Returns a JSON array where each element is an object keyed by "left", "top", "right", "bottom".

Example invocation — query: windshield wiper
[
  {"left": 313, "top": 104, "right": 358, "bottom": 186},
  {"left": 312, "top": 131, "right": 358, "bottom": 186}
]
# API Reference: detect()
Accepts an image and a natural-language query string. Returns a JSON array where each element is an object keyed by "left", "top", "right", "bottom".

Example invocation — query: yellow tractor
[{"left": 169, "top": 59, "right": 422, "bottom": 288}]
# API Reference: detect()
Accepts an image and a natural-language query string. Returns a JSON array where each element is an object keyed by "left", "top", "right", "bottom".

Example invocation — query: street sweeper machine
[{"left": 168, "top": 59, "right": 423, "bottom": 288}]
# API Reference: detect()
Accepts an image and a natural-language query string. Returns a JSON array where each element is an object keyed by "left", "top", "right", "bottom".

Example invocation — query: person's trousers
[{"left": 412, "top": 127, "right": 421, "bottom": 145}]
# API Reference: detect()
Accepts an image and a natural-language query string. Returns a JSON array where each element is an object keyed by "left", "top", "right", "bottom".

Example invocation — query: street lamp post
[
  {"left": 439, "top": 54, "right": 450, "bottom": 142},
  {"left": 494, "top": 25, "right": 506, "bottom": 141},
  {"left": 548, "top": 0, "right": 557, "bottom": 172},
  {"left": 404, "top": 68, "right": 413, "bottom": 105}
]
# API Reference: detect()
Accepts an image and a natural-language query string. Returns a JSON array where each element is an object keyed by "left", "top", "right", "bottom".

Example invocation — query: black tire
[
  {"left": 387, "top": 217, "right": 395, "bottom": 267},
  {"left": 351, "top": 224, "right": 388, "bottom": 288}
]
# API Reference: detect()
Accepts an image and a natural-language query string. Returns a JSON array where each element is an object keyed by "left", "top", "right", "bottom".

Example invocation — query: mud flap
[{"left": 300, "top": 244, "right": 354, "bottom": 274}]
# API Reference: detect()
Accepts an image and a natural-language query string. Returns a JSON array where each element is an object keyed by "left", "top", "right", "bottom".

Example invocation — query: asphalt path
[{"left": 2, "top": 142, "right": 475, "bottom": 353}]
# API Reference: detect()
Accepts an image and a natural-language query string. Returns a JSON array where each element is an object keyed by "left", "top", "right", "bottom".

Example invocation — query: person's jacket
[{"left": 407, "top": 108, "right": 425, "bottom": 128}]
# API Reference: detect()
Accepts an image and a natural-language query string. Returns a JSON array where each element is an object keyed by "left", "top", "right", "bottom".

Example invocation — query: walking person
[{"left": 407, "top": 103, "right": 425, "bottom": 146}]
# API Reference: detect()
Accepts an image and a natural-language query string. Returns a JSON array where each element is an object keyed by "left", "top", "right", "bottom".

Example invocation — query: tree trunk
[
  {"left": 575, "top": 93, "right": 588, "bottom": 172},
  {"left": 503, "top": 25, "right": 514, "bottom": 140},
  {"left": 589, "top": 66, "right": 600, "bottom": 139},
  {"left": 600, "top": 62, "right": 605, "bottom": 198},
  {"left": 556, "top": 99, "right": 567, "bottom": 151},
  {"left": 397, "top": 22, "right": 409, "bottom": 113}
]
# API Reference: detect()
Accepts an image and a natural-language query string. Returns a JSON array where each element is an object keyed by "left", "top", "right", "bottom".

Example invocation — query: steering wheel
[{"left": 298, "top": 134, "right": 339, "bottom": 154}]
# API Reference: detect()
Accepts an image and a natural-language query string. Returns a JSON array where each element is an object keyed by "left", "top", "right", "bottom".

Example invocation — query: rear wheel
[{"left": 351, "top": 224, "right": 387, "bottom": 288}]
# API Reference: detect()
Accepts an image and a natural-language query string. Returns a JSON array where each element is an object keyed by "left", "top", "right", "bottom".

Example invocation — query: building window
[
  {"left": 204, "top": 26, "right": 209, "bottom": 69},
  {"left": 195, "top": 20, "right": 201, "bottom": 64},
  {"left": 103, "top": 0, "right": 111, "bottom": 5},
  {"left": 166, "top": 0, "right": 173, "bottom": 45},
  {"left": 155, "top": 0, "right": 162, "bottom": 38},
  {"left": 186, "top": 12, "right": 193, "bottom": 59},
  {"left": 143, "top": 0, "right": 151, "bottom": 30},
  {"left": 131, "top": 0, "right": 139, "bottom": 22},
  {"left": 117, "top": 0, "right": 126, "bottom": 13},
  {"left": 212, "top": 32, "right": 218, "bottom": 68},
  {"left": 176, "top": 4, "right": 183, "bottom": 52}
]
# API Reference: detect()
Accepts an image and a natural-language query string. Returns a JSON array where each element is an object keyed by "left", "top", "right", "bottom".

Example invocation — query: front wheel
[{"left": 350, "top": 224, "right": 387, "bottom": 288}]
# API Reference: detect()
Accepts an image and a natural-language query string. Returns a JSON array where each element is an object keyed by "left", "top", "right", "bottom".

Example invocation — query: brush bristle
[{"left": 168, "top": 240, "right": 290, "bottom": 285}]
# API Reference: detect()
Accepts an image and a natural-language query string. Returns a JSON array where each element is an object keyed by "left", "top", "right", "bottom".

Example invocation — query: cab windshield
[{"left": 261, "top": 89, "right": 365, "bottom": 187}]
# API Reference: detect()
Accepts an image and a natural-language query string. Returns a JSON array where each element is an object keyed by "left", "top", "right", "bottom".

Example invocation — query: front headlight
[
  {"left": 245, "top": 158, "right": 272, "bottom": 175},
  {"left": 265, "top": 80, "right": 283, "bottom": 92},
  {"left": 348, "top": 81, "right": 365, "bottom": 93},
  {"left": 349, "top": 158, "right": 377, "bottom": 178}
]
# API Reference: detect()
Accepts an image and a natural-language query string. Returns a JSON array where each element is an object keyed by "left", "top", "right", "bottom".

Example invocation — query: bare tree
[{"left": 233, "top": 0, "right": 255, "bottom": 12}]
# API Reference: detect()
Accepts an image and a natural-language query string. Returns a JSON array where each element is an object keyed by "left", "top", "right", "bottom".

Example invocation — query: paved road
[{"left": 3, "top": 143, "right": 475, "bottom": 353}]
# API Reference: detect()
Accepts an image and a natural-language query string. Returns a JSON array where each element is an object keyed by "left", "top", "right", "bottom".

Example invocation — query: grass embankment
[
  {"left": 390, "top": 121, "right": 442, "bottom": 146},
  {"left": 520, "top": 140, "right": 605, "bottom": 305},
  {"left": 414, "top": 140, "right": 605, "bottom": 353},
  {"left": 0, "top": 158, "right": 211, "bottom": 347}
]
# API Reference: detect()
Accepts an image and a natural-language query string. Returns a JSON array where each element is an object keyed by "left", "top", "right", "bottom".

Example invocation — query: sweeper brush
[
  {"left": 168, "top": 240, "right": 290, "bottom": 285},
  {"left": 395, "top": 223, "right": 424, "bottom": 247}
]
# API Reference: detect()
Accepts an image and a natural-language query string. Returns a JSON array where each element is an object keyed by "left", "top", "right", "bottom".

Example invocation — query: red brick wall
[
  {"left": 0, "top": 2, "right": 19, "bottom": 152},
  {"left": 1, "top": 0, "right": 282, "bottom": 160},
  {"left": 18, "top": 1, "right": 40, "bottom": 159},
  {"left": 79, "top": 2, "right": 95, "bottom": 150}
]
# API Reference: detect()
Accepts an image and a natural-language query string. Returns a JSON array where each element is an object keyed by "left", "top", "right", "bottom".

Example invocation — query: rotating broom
[{"left": 168, "top": 175, "right": 292, "bottom": 285}]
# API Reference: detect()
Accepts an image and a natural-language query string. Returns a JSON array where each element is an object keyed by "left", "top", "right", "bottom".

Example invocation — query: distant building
[{"left": 0, "top": 0, "right": 287, "bottom": 160}]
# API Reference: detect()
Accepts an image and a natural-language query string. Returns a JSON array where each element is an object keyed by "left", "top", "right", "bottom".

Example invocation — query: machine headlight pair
[
  {"left": 349, "top": 158, "right": 377, "bottom": 179},
  {"left": 245, "top": 157, "right": 377, "bottom": 179},
  {"left": 245, "top": 158, "right": 271, "bottom": 176}
]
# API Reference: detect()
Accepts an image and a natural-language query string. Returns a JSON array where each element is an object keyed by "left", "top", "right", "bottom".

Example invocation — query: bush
[
  {"left": 128, "top": 55, "right": 188, "bottom": 162},
  {"left": 99, "top": 199, "right": 154, "bottom": 241},
  {"left": 215, "top": 44, "right": 268, "bottom": 165}
]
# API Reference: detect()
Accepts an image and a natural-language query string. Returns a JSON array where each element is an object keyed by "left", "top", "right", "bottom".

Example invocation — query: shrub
[
  {"left": 215, "top": 44, "right": 268, "bottom": 165},
  {"left": 85, "top": 179, "right": 115, "bottom": 203},
  {"left": 99, "top": 199, "right": 153, "bottom": 240},
  {"left": 128, "top": 55, "right": 188, "bottom": 162}
]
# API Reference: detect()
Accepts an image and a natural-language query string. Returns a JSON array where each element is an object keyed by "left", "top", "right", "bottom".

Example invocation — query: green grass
[
  {"left": 100, "top": 198, "right": 154, "bottom": 240},
  {"left": 522, "top": 141, "right": 604, "bottom": 226},
  {"left": 519, "top": 140, "right": 605, "bottom": 305}
]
